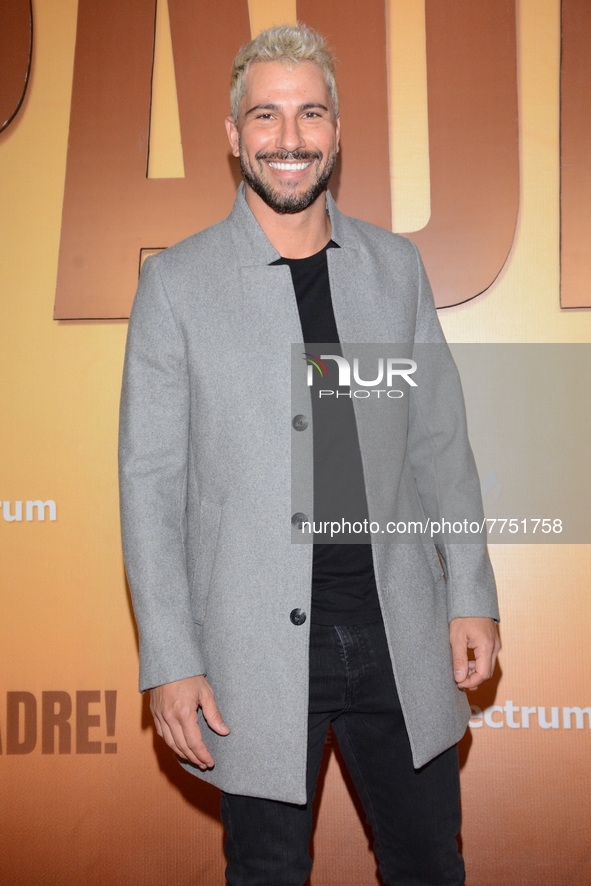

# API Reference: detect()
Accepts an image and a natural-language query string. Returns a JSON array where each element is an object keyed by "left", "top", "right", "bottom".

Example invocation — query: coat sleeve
[
  {"left": 119, "top": 257, "right": 206, "bottom": 691},
  {"left": 407, "top": 243, "right": 500, "bottom": 623}
]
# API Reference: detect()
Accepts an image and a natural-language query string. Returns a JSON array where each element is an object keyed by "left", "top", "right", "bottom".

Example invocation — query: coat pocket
[
  {"left": 421, "top": 540, "right": 446, "bottom": 585},
  {"left": 189, "top": 499, "right": 222, "bottom": 625},
  {"left": 412, "top": 478, "right": 446, "bottom": 584}
]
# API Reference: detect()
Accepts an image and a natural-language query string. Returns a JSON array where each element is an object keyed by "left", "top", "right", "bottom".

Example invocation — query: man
[{"left": 119, "top": 24, "right": 500, "bottom": 885}]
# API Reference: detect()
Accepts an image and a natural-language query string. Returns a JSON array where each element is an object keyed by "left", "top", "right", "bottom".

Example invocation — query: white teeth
[{"left": 268, "top": 161, "right": 312, "bottom": 171}]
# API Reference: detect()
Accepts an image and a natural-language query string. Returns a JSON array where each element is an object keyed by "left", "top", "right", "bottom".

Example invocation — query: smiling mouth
[{"left": 267, "top": 161, "right": 313, "bottom": 171}]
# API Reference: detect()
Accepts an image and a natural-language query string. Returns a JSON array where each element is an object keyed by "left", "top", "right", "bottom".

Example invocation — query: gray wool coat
[{"left": 119, "top": 183, "right": 499, "bottom": 804}]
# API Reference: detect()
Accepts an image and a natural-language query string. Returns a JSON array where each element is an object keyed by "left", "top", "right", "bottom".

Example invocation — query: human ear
[{"left": 225, "top": 116, "right": 240, "bottom": 158}]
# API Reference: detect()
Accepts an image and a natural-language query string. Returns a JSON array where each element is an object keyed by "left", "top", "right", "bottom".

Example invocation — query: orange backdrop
[{"left": 1, "top": 1, "right": 590, "bottom": 884}]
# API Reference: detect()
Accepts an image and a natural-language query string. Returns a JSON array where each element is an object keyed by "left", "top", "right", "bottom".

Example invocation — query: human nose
[{"left": 276, "top": 114, "right": 305, "bottom": 153}]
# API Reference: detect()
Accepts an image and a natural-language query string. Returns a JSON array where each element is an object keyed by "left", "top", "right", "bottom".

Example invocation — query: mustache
[{"left": 255, "top": 150, "right": 322, "bottom": 162}]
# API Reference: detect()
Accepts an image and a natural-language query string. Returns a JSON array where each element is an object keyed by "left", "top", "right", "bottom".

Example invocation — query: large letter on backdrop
[
  {"left": 409, "top": 0, "right": 519, "bottom": 307},
  {"left": 560, "top": 0, "right": 591, "bottom": 308},
  {"left": 54, "top": 0, "right": 251, "bottom": 319},
  {"left": 0, "top": 0, "right": 33, "bottom": 133}
]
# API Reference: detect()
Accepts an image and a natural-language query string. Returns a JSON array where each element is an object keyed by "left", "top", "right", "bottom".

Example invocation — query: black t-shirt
[{"left": 273, "top": 242, "right": 382, "bottom": 625}]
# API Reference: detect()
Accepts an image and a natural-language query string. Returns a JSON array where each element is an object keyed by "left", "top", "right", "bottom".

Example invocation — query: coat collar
[{"left": 227, "top": 182, "right": 360, "bottom": 266}]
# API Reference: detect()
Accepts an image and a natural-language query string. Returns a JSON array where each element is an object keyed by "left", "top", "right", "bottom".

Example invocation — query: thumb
[
  {"left": 451, "top": 639, "right": 468, "bottom": 684},
  {"left": 201, "top": 694, "right": 230, "bottom": 736}
]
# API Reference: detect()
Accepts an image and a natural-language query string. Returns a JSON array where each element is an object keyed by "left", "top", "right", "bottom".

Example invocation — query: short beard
[{"left": 239, "top": 146, "right": 337, "bottom": 214}]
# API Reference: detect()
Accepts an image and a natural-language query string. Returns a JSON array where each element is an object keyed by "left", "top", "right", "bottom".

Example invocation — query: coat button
[
  {"left": 290, "top": 608, "right": 307, "bottom": 626},
  {"left": 291, "top": 512, "right": 308, "bottom": 530},
  {"left": 292, "top": 414, "right": 309, "bottom": 431}
]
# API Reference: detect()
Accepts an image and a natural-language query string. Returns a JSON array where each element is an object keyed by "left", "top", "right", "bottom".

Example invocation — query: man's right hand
[{"left": 150, "top": 675, "right": 230, "bottom": 769}]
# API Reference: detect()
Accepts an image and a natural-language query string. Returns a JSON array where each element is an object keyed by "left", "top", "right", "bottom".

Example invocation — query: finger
[
  {"left": 451, "top": 637, "right": 469, "bottom": 684},
  {"left": 184, "top": 734, "right": 215, "bottom": 769},
  {"left": 474, "top": 649, "right": 491, "bottom": 681},
  {"left": 475, "top": 633, "right": 498, "bottom": 680},
  {"left": 458, "top": 650, "right": 492, "bottom": 689},
  {"left": 154, "top": 716, "right": 186, "bottom": 759},
  {"left": 167, "top": 715, "right": 213, "bottom": 768},
  {"left": 456, "top": 671, "right": 484, "bottom": 690},
  {"left": 200, "top": 692, "right": 231, "bottom": 736},
  {"left": 170, "top": 705, "right": 216, "bottom": 767}
]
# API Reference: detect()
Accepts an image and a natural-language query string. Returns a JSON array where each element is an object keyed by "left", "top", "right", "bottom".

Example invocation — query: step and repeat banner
[{"left": 1, "top": 1, "right": 590, "bottom": 883}]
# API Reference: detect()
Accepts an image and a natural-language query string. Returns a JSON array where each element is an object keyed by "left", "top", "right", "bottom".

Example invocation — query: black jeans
[{"left": 221, "top": 621, "right": 465, "bottom": 886}]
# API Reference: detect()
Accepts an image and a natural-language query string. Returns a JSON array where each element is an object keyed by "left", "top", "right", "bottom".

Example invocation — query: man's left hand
[{"left": 449, "top": 617, "right": 501, "bottom": 690}]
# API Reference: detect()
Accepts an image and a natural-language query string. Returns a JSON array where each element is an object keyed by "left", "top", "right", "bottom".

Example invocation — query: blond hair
[{"left": 230, "top": 24, "right": 338, "bottom": 121}]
